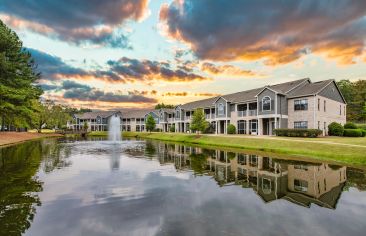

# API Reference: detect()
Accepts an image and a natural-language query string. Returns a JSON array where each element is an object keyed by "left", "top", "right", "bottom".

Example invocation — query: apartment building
[{"left": 68, "top": 78, "right": 346, "bottom": 136}]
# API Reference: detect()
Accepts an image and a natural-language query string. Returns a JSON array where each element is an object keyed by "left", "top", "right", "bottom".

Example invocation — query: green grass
[
  {"left": 122, "top": 132, "right": 366, "bottom": 167},
  {"left": 88, "top": 131, "right": 108, "bottom": 136}
]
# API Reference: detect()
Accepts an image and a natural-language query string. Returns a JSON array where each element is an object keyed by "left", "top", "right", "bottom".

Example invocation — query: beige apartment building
[{"left": 68, "top": 78, "right": 346, "bottom": 136}]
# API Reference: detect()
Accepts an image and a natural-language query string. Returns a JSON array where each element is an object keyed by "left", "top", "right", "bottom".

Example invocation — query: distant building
[
  {"left": 68, "top": 78, "right": 347, "bottom": 136},
  {"left": 67, "top": 111, "right": 122, "bottom": 131}
]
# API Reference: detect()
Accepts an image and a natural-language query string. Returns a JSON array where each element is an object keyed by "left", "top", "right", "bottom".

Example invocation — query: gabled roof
[
  {"left": 287, "top": 79, "right": 334, "bottom": 98},
  {"left": 269, "top": 78, "right": 310, "bottom": 94},
  {"left": 180, "top": 96, "right": 219, "bottom": 110},
  {"left": 121, "top": 109, "right": 153, "bottom": 119},
  {"left": 159, "top": 108, "right": 175, "bottom": 113},
  {"left": 74, "top": 111, "right": 120, "bottom": 119}
]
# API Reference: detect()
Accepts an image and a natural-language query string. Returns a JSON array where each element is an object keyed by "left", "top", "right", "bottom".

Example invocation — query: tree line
[{"left": 337, "top": 80, "right": 366, "bottom": 123}]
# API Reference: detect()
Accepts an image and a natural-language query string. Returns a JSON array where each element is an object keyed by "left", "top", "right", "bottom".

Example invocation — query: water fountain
[{"left": 108, "top": 114, "right": 121, "bottom": 142}]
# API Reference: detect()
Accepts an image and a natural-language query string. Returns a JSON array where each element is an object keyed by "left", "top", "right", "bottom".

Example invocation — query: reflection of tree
[
  {"left": 0, "top": 141, "right": 43, "bottom": 235},
  {"left": 145, "top": 141, "right": 156, "bottom": 158},
  {"left": 190, "top": 153, "right": 208, "bottom": 176},
  {"left": 345, "top": 168, "right": 366, "bottom": 191},
  {"left": 41, "top": 140, "right": 72, "bottom": 173}
]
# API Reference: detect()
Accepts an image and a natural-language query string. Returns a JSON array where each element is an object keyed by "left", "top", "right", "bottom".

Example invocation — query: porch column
[
  {"left": 258, "top": 118, "right": 262, "bottom": 135},
  {"left": 246, "top": 120, "right": 250, "bottom": 135},
  {"left": 215, "top": 121, "right": 218, "bottom": 134},
  {"left": 274, "top": 117, "right": 277, "bottom": 133}
]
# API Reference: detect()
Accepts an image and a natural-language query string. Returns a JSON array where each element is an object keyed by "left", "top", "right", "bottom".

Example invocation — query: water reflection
[
  {"left": 124, "top": 141, "right": 354, "bottom": 210},
  {"left": 1, "top": 138, "right": 366, "bottom": 236}
]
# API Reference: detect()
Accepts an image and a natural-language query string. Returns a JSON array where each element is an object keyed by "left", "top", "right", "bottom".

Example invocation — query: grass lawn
[{"left": 121, "top": 132, "right": 366, "bottom": 167}]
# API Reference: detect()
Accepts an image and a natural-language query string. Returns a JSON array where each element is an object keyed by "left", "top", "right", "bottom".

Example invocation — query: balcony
[
  {"left": 248, "top": 110, "right": 257, "bottom": 116},
  {"left": 237, "top": 110, "right": 247, "bottom": 117}
]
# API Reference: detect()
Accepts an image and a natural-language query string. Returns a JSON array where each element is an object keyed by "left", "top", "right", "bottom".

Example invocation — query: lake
[{"left": 1, "top": 137, "right": 366, "bottom": 236}]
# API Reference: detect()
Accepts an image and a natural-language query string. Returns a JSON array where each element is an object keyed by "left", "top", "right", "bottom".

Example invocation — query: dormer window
[{"left": 262, "top": 96, "right": 271, "bottom": 111}]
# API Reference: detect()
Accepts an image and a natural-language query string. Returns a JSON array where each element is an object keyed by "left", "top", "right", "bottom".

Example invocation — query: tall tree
[
  {"left": 190, "top": 108, "right": 208, "bottom": 135},
  {"left": 145, "top": 114, "right": 156, "bottom": 133},
  {"left": 0, "top": 20, "right": 42, "bottom": 130}
]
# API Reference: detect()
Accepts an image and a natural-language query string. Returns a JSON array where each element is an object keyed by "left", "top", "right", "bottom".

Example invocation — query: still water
[{"left": 1, "top": 137, "right": 366, "bottom": 236}]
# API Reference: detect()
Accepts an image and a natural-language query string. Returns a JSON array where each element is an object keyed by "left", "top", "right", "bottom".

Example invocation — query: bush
[
  {"left": 344, "top": 122, "right": 357, "bottom": 129},
  {"left": 343, "top": 129, "right": 363, "bottom": 137},
  {"left": 328, "top": 122, "right": 344, "bottom": 136},
  {"left": 274, "top": 129, "right": 322, "bottom": 138},
  {"left": 356, "top": 123, "right": 366, "bottom": 130},
  {"left": 227, "top": 124, "right": 236, "bottom": 134},
  {"left": 362, "top": 130, "right": 366, "bottom": 137},
  {"left": 169, "top": 125, "right": 175, "bottom": 132}
]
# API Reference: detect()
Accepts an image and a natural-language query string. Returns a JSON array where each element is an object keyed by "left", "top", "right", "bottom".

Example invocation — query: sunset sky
[{"left": 1, "top": 0, "right": 365, "bottom": 110}]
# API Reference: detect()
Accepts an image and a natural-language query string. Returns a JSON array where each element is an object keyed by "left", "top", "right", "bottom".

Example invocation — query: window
[
  {"left": 262, "top": 96, "right": 271, "bottom": 111},
  {"left": 324, "top": 100, "right": 326, "bottom": 112},
  {"left": 294, "top": 179, "right": 308, "bottom": 192},
  {"left": 294, "top": 99, "right": 308, "bottom": 111},
  {"left": 176, "top": 110, "right": 180, "bottom": 118},
  {"left": 218, "top": 103, "right": 225, "bottom": 116},
  {"left": 294, "top": 121, "right": 308, "bottom": 129},
  {"left": 249, "top": 120, "right": 257, "bottom": 134},
  {"left": 318, "top": 98, "right": 320, "bottom": 111},
  {"left": 262, "top": 178, "right": 272, "bottom": 194},
  {"left": 237, "top": 120, "right": 246, "bottom": 134},
  {"left": 294, "top": 164, "right": 308, "bottom": 171}
]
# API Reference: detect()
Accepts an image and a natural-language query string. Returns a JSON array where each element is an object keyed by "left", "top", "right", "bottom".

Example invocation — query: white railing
[
  {"left": 211, "top": 114, "right": 216, "bottom": 119},
  {"left": 237, "top": 110, "right": 247, "bottom": 117},
  {"left": 248, "top": 110, "right": 257, "bottom": 116},
  {"left": 205, "top": 114, "right": 210, "bottom": 119}
]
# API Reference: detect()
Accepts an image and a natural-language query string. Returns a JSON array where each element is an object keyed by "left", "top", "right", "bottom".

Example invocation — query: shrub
[
  {"left": 356, "top": 123, "right": 366, "bottom": 130},
  {"left": 344, "top": 122, "right": 357, "bottom": 129},
  {"left": 328, "top": 122, "right": 344, "bottom": 136},
  {"left": 274, "top": 129, "right": 322, "bottom": 138},
  {"left": 227, "top": 124, "right": 236, "bottom": 134},
  {"left": 343, "top": 129, "right": 363, "bottom": 137},
  {"left": 169, "top": 125, "right": 175, "bottom": 132},
  {"left": 361, "top": 130, "right": 366, "bottom": 137}
]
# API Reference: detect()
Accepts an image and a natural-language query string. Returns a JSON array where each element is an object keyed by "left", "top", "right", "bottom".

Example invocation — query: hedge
[
  {"left": 343, "top": 129, "right": 363, "bottom": 137},
  {"left": 344, "top": 122, "right": 357, "bottom": 129},
  {"left": 328, "top": 122, "right": 344, "bottom": 136},
  {"left": 356, "top": 124, "right": 366, "bottom": 130},
  {"left": 227, "top": 124, "right": 236, "bottom": 134},
  {"left": 362, "top": 130, "right": 366, "bottom": 137},
  {"left": 274, "top": 129, "right": 322, "bottom": 138},
  {"left": 169, "top": 125, "right": 175, "bottom": 132}
]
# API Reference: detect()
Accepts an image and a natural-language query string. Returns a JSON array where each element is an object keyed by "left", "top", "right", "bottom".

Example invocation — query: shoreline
[
  {"left": 117, "top": 131, "right": 366, "bottom": 167},
  {"left": 0, "top": 132, "right": 63, "bottom": 147}
]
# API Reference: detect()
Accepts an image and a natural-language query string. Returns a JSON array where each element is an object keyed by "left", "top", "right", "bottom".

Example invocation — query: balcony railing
[
  {"left": 237, "top": 110, "right": 247, "bottom": 117},
  {"left": 248, "top": 110, "right": 257, "bottom": 116},
  {"left": 205, "top": 114, "right": 210, "bottom": 119}
]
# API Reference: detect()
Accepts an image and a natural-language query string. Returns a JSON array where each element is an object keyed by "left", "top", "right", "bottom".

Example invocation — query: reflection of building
[{"left": 148, "top": 141, "right": 347, "bottom": 209}]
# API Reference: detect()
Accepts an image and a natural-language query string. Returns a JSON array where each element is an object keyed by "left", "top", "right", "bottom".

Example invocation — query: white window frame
[
  {"left": 262, "top": 96, "right": 271, "bottom": 111},
  {"left": 218, "top": 103, "right": 225, "bottom": 116}
]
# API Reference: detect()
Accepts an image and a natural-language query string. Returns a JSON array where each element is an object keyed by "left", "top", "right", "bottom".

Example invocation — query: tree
[
  {"left": 155, "top": 103, "right": 175, "bottom": 109},
  {"left": 0, "top": 20, "right": 42, "bottom": 130},
  {"left": 337, "top": 79, "right": 366, "bottom": 122},
  {"left": 145, "top": 114, "right": 156, "bottom": 133},
  {"left": 190, "top": 108, "right": 208, "bottom": 135},
  {"left": 31, "top": 100, "right": 53, "bottom": 133}
]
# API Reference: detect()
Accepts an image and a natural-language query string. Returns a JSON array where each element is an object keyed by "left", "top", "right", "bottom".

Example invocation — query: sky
[{"left": 1, "top": 0, "right": 366, "bottom": 110}]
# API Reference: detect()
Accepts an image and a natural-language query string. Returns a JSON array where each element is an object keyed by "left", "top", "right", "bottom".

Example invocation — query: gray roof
[
  {"left": 74, "top": 111, "right": 120, "bottom": 119},
  {"left": 121, "top": 109, "right": 153, "bottom": 119},
  {"left": 287, "top": 79, "right": 333, "bottom": 98},
  {"left": 180, "top": 96, "right": 219, "bottom": 110},
  {"left": 268, "top": 78, "right": 310, "bottom": 94},
  {"left": 160, "top": 108, "right": 175, "bottom": 113}
]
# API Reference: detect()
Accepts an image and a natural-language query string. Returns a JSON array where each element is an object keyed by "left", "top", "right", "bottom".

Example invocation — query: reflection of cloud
[
  {"left": 160, "top": 0, "right": 366, "bottom": 65},
  {"left": 0, "top": 0, "right": 149, "bottom": 47}
]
